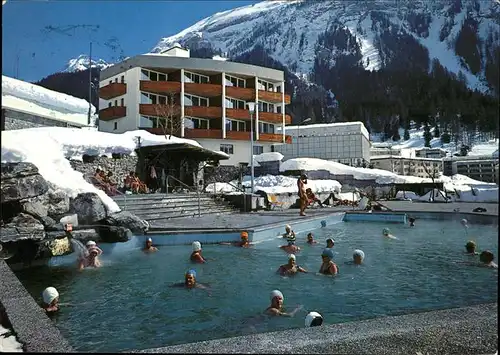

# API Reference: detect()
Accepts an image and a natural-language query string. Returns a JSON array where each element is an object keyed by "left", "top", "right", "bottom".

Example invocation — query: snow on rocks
[{"left": 0, "top": 325, "right": 23, "bottom": 352}]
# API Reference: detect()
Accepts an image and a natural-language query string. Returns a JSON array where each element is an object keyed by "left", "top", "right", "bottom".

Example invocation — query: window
[
  {"left": 158, "top": 73, "right": 167, "bottom": 81},
  {"left": 184, "top": 94, "right": 208, "bottom": 107},
  {"left": 253, "top": 146, "right": 263, "bottom": 155},
  {"left": 225, "top": 75, "right": 246, "bottom": 88},
  {"left": 259, "top": 122, "right": 275, "bottom": 134},
  {"left": 120, "top": 98, "right": 124, "bottom": 107},
  {"left": 186, "top": 117, "right": 209, "bottom": 129},
  {"left": 184, "top": 71, "right": 210, "bottom": 84},
  {"left": 141, "top": 92, "right": 173, "bottom": 105},
  {"left": 113, "top": 122, "right": 118, "bottom": 130},
  {"left": 258, "top": 102, "right": 275, "bottom": 113},
  {"left": 225, "top": 97, "right": 245, "bottom": 109},
  {"left": 114, "top": 78, "right": 118, "bottom": 83},
  {"left": 226, "top": 119, "right": 246, "bottom": 132},
  {"left": 258, "top": 79, "right": 275, "bottom": 91},
  {"left": 141, "top": 69, "right": 167, "bottom": 81},
  {"left": 220, "top": 144, "right": 234, "bottom": 155},
  {"left": 114, "top": 100, "right": 118, "bottom": 106},
  {"left": 150, "top": 72, "right": 158, "bottom": 81},
  {"left": 120, "top": 76, "right": 125, "bottom": 83},
  {"left": 109, "top": 80, "right": 112, "bottom": 85},
  {"left": 108, "top": 102, "right": 112, "bottom": 108}
]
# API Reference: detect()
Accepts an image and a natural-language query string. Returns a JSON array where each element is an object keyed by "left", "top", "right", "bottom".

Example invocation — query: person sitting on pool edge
[
  {"left": 319, "top": 248, "right": 338, "bottom": 275},
  {"left": 170, "top": 270, "right": 211, "bottom": 291},
  {"left": 305, "top": 312, "right": 323, "bottom": 327},
  {"left": 219, "top": 231, "right": 251, "bottom": 248},
  {"left": 464, "top": 241, "right": 478, "bottom": 255},
  {"left": 41, "top": 287, "right": 60, "bottom": 315},
  {"left": 277, "top": 254, "right": 307, "bottom": 276},
  {"left": 382, "top": 228, "right": 397, "bottom": 239},
  {"left": 306, "top": 233, "right": 317, "bottom": 245},
  {"left": 479, "top": 250, "right": 498, "bottom": 268},
  {"left": 190, "top": 241, "right": 206, "bottom": 263},
  {"left": 143, "top": 238, "right": 158, "bottom": 253},
  {"left": 265, "top": 290, "right": 303, "bottom": 317}
]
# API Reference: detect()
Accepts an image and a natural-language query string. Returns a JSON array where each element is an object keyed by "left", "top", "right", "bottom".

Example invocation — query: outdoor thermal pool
[{"left": 14, "top": 218, "right": 499, "bottom": 352}]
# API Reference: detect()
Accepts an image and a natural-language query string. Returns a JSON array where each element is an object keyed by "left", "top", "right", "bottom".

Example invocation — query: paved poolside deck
[{"left": 148, "top": 201, "right": 498, "bottom": 232}]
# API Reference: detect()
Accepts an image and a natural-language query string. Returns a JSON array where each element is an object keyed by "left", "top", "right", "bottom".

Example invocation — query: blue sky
[{"left": 2, "top": 0, "right": 257, "bottom": 82}]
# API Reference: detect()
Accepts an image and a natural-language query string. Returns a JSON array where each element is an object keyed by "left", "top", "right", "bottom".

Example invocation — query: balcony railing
[
  {"left": 226, "top": 108, "right": 250, "bottom": 120},
  {"left": 258, "top": 133, "right": 292, "bottom": 143},
  {"left": 184, "top": 128, "right": 223, "bottom": 139},
  {"left": 140, "top": 81, "right": 180, "bottom": 94},
  {"left": 139, "top": 104, "right": 181, "bottom": 117},
  {"left": 185, "top": 83, "right": 222, "bottom": 98},
  {"left": 226, "top": 130, "right": 251, "bottom": 140},
  {"left": 258, "top": 112, "right": 292, "bottom": 125},
  {"left": 185, "top": 106, "right": 222, "bottom": 119},
  {"left": 258, "top": 90, "right": 291, "bottom": 104},
  {"left": 99, "top": 106, "right": 126, "bottom": 121},
  {"left": 99, "top": 83, "right": 127, "bottom": 100},
  {"left": 225, "top": 86, "right": 255, "bottom": 101}
]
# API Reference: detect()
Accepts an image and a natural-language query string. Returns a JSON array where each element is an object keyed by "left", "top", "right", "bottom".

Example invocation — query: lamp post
[
  {"left": 297, "top": 117, "right": 312, "bottom": 158},
  {"left": 246, "top": 102, "right": 256, "bottom": 194}
]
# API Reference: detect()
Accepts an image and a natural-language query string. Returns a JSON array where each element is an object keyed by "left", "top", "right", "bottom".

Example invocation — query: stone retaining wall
[{"left": 70, "top": 155, "right": 138, "bottom": 189}]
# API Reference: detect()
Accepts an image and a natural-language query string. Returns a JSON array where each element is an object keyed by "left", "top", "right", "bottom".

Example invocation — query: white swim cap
[
  {"left": 42, "top": 287, "right": 59, "bottom": 305},
  {"left": 288, "top": 254, "right": 296, "bottom": 261},
  {"left": 285, "top": 224, "right": 291, "bottom": 231},
  {"left": 382, "top": 228, "right": 390, "bottom": 235},
  {"left": 461, "top": 219, "right": 468, "bottom": 225},
  {"left": 86, "top": 240, "right": 96, "bottom": 247},
  {"left": 270, "top": 290, "right": 284, "bottom": 302},
  {"left": 192, "top": 241, "right": 201, "bottom": 251},
  {"left": 305, "top": 311, "right": 323, "bottom": 327},
  {"left": 147, "top": 238, "right": 152, "bottom": 242},
  {"left": 353, "top": 249, "right": 365, "bottom": 259}
]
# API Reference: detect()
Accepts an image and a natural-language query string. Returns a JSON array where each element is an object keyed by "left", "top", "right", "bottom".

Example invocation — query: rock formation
[{"left": 0, "top": 162, "right": 149, "bottom": 266}]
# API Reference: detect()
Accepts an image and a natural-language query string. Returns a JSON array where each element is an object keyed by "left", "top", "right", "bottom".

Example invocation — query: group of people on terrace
[{"left": 89, "top": 168, "right": 149, "bottom": 196}]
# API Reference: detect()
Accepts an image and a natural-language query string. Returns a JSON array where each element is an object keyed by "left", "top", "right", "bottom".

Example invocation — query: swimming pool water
[{"left": 14, "top": 219, "right": 498, "bottom": 352}]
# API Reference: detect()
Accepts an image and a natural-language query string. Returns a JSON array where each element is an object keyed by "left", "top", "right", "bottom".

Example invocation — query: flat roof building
[
  {"left": 98, "top": 45, "right": 292, "bottom": 166},
  {"left": 274, "top": 122, "right": 371, "bottom": 166}
]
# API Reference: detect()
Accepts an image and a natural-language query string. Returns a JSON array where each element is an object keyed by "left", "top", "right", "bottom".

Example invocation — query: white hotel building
[{"left": 98, "top": 45, "right": 291, "bottom": 166}]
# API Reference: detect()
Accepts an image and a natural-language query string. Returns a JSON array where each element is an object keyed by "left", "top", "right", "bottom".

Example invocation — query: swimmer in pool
[
  {"left": 306, "top": 233, "right": 317, "bottom": 245},
  {"left": 319, "top": 248, "right": 338, "bottom": 275},
  {"left": 464, "top": 241, "right": 479, "bottom": 255},
  {"left": 282, "top": 224, "right": 296, "bottom": 241},
  {"left": 41, "top": 287, "right": 60, "bottom": 315},
  {"left": 352, "top": 249, "right": 365, "bottom": 265},
  {"left": 264, "top": 290, "right": 303, "bottom": 317},
  {"left": 280, "top": 241, "right": 301, "bottom": 254},
  {"left": 305, "top": 312, "right": 323, "bottom": 327},
  {"left": 408, "top": 217, "right": 416, "bottom": 227},
  {"left": 78, "top": 241, "right": 102, "bottom": 270},
  {"left": 479, "top": 250, "right": 498, "bottom": 268},
  {"left": 190, "top": 241, "right": 206, "bottom": 263},
  {"left": 325, "top": 238, "right": 335, "bottom": 249},
  {"left": 277, "top": 254, "right": 307, "bottom": 276},
  {"left": 219, "top": 231, "right": 252, "bottom": 248},
  {"left": 143, "top": 238, "right": 158, "bottom": 253},
  {"left": 170, "top": 269, "right": 211, "bottom": 291},
  {"left": 382, "top": 228, "right": 397, "bottom": 239}
]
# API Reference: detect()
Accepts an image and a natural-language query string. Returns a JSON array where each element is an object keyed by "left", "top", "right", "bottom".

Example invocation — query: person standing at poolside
[
  {"left": 297, "top": 174, "right": 308, "bottom": 216},
  {"left": 190, "top": 241, "right": 206, "bottom": 263},
  {"left": 143, "top": 238, "right": 158, "bottom": 253},
  {"left": 265, "top": 290, "right": 303, "bottom": 317},
  {"left": 319, "top": 248, "right": 338, "bottom": 275},
  {"left": 277, "top": 254, "right": 307, "bottom": 276}
]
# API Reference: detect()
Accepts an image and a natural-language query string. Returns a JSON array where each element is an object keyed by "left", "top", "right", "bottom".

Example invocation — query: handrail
[
  {"left": 210, "top": 180, "right": 246, "bottom": 212},
  {"left": 166, "top": 175, "right": 201, "bottom": 217}
]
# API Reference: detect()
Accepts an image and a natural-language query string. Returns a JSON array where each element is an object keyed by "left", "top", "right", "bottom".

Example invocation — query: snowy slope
[
  {"left": 2, "top": 75, "right": 97, "bottom": 126},
  {"left": 64, "top": 54, "right": 112, "bottom": 72},
  {"left": 152, "top": 0, "right": 500, "bottom": 92}
]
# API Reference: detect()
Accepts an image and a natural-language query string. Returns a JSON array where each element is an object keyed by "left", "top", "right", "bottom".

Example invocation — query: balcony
[
  {"left": 139, "top": 104, "right": 181, "bottom": 117},
  {"left": 258, "top": 90, "right": 291, "bottom": 104},
  {"left": 140, "top": 81, "right": 180, "bottom": 95},
  {"left": 185, "top": 106, "right": 222, "bottom": 119},
  {"left": 185, "top": 128, "right": 222, "bottom": 139},
  {"left": 226, "top": 108, "right": 250, "bottom": 120},
  {"left": 139, "top": 127, "right": 164, "bottom": 135},
  {"left": 185, "top": 83, "right": 222, "bottom": 98},
  {"left": 258, "top": 133, "right": 292, "bottom": 144},
  {"left": 226, "top": 130, "right": 251, "bottom": 140},
  {"left": 99, "top": 83, "right": 127, "bottom": 100},
  {"left": 225, "top": 86, "right": 255, "bottom": 101},
  {"left": 259, "top": 112, "right": 292, "bottom": 125},
  {"left": 99, "top": 106, "right": 126, "bottom": 121}
]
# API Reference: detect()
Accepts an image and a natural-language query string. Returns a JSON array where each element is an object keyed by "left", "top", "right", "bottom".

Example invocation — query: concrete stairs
[{"left": 112, "top": 192, "right": 238, "bottom": 223}]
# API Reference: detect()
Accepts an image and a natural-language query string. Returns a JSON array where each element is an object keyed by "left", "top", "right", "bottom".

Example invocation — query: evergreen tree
[
  {"left": 404, "top": 128, "right": 410, "bottom": 140},
  {"left": 434, "top": 124, "right": 440, "bottom": 137},
  {"left": 423, "top": 123, "right": 432, "bottom": 147}
]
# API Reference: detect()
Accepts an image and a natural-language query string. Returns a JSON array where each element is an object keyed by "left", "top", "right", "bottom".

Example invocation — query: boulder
[
  {"left": 70, "top": 229, "right": 100, "bottom": 244},
  {"left": 1, "top": 162, "right": 40, "bottom": 179},
  {"left": 39, "top": 216, "right": 58, "bottom": 230},
  {"left": 69, "top": 193, "right": 106, "bottom": 225},
  {"left": 21, "top": 195, "right": 48, "bottom": 219},
  {"left": 46, "top": 189, "right": 70, "bottom": 218},
  {"left": 1, "top": 174, "right": 49, "bottom": 203},
  {"left": 98, "top": 226, "right": 132, "bottom": 243},
  {"left": 37, "top": 237, "right": 73, "bottom": 258},
  {"left": 1, "top": 213, "right": 45, "bottom": 243},
  {"left": 103, "top": 211, "right": 149, "bottom": 235}
]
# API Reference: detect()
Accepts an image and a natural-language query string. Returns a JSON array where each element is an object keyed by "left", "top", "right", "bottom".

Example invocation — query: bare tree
[
  {"left": 422, "top": 162, "right": 447, "bottom": 201},
  {"left": 154, "top": 93, "right": 182, "bottom": 139}
]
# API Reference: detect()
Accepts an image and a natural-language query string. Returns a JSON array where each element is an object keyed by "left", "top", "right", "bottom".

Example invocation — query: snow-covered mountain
[
  {"left": 152, "top": 0, "right": 499, "bottom": 93},
  {"left": 64, "top": 54, "right": 112, "bottom": 72}
]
